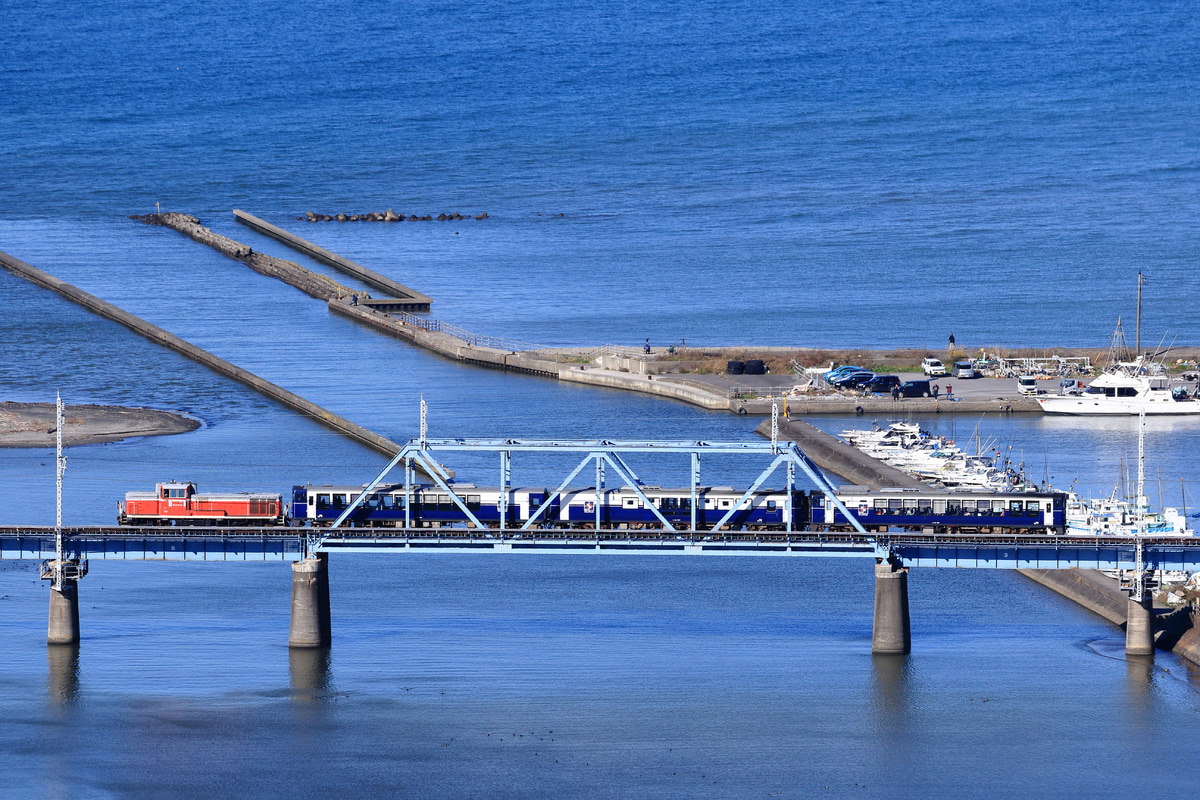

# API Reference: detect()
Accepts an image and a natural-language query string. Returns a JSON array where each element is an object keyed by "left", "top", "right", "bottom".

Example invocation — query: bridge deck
[{"left": 3, "top": 527, "right": 1198, "bottom": 570}]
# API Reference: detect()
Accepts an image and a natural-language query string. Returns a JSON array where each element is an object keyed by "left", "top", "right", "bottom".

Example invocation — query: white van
[
  {"left": 953, "top": 361, "right": 976, "bottom": 379},
  {"left": 921, "top": 358, "right": 947, "bottom": 377},
  {"left": 1017, "top": 376, "right": 1038, "bottom": 396}
]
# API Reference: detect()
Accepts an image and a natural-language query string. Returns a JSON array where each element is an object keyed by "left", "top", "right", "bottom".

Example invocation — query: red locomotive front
[{"left": 119, "top": 482, "right": 284, "bottom": 525}]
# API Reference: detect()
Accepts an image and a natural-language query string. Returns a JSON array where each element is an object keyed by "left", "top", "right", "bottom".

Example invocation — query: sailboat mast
[{"left": 1135, "top": 271, "right": 1144, "bottom": 356}]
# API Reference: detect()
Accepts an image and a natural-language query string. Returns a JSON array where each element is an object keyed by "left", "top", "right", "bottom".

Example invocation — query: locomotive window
[{"left": 168, "top": 488, "right": 187, "bottom": 498}]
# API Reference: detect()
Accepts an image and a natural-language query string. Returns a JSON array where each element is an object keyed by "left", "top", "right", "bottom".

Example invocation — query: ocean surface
[{"left": 2, "top": 0, "right": 1200, "bottom": 797}]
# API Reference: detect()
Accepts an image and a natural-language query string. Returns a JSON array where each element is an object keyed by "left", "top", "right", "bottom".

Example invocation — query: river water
[{"left": 2, "top": 0, "right": 1200, "bottom": 796}]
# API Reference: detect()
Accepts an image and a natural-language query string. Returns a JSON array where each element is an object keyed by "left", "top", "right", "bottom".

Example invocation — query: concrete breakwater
[
  {"left": 0, "top": 248, "right": 406, "bottom": 460},
  {"left": 130, "top": 213, "right": 362, "bottom": 302},
  {"left": 233, "top": 210, "right": 431, "bottom": 310},
  {"left": 1019, "top": 569, "right": 1200, "bottom": 667}
]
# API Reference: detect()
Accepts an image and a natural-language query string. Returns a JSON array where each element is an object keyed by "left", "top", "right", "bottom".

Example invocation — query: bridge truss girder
[{"left": 313, "top": 438, "right": 872, "bottom": 556}]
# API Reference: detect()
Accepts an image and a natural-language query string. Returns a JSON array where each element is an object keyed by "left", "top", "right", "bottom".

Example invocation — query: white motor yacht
[{"left": 1036, "top": 357, "right": 1200, "bottom": 415}]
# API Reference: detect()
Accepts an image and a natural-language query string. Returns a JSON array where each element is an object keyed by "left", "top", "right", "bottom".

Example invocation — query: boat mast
[{"left": 1135, "top": 271, "right": 1146, "bottom": 357}]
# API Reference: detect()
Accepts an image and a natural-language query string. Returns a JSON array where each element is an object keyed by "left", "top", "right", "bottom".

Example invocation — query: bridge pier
[
  {"left": 289, "top": 553, "right": 331, "bottom": 648},
  {"left": 48, "top": 580, "right": 81, "bottom": 646},
  {"left": 872, "top": 560, "right": 911, "bottom": 654},
  {"left": 1125, "top": 593, "right": 1154, "bottom": 657}
]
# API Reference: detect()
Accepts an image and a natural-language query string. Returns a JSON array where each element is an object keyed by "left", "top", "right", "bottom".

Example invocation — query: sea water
[{"left": 2, "top": 0, "right": 1199, "bottom": 797}]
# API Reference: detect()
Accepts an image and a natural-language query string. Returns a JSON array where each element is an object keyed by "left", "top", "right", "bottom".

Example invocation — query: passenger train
[{"left": 118, "top": 481, "right": 1067, "bottom": 534}]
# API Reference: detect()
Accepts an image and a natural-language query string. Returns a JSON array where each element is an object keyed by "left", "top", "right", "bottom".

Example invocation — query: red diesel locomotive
[{"left": 118, "top": 481, "right": 285, "bottom": 526}]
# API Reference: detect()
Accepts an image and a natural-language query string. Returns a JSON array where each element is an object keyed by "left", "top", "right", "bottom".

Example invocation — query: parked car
[
  {"left": 953, "top": 361, "right": 977, "bottom": 379},
  {"left": 831, "top": 370, "right": 875, "bottom": 389},
  {"left": 1017, "top": 376, "right": 1039, "bottom": 396},
  {"left": 863, "top": 375, "right": 901, "bottom": 393},
  {"left": 921, "top": 358, "right": 948, "bottom": 377},
  {"left": 898, "top": 380, "right": 933, "bottom": 397},
  {"left": 824, "top": 365, "right": 867, "bottom": 381}
]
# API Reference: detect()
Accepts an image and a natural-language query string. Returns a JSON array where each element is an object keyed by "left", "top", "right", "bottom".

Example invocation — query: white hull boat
[{"left": 1037, "top": 357, "right": 1200, "bottom": 416}]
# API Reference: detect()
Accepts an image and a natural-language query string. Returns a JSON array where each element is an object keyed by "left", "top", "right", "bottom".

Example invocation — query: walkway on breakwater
[
  {"left": 0, "top": 249, "right": 406, "bottom": 459},
  {"left": 233, "top": 210, "right": 432, "bottom": 310}
]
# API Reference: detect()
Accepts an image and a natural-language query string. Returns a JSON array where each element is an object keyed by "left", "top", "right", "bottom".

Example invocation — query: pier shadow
[
  {"left": 46, "top": 643, "right": 80, "bottom": 707},
  {"left": 289, "top": 647, "right": 332, "bottom": 704}
]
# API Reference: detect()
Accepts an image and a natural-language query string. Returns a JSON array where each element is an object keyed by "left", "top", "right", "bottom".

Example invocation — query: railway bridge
[{"left": 7, "top": 424, "right": 1199, "bottom": 659}]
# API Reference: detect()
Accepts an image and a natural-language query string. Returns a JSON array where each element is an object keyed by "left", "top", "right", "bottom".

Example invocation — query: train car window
[
  {"left": 720, "top": 499, "right": 731, "bottom": 509},
  {"left": 662, "top": 498, "right": 678, "bottom": 510},
  {"left": 366, "top": 496, "right": 381, "bottom": 510},
  {"left": 467, "top": 495, "right": 481, "bottom": 509},
  {"left": 1009, "top": 501, "right": 1023, "bottom": 513},
  {"left": 992, "top": 500, "right": 1005, "bottom": 512},
  {"left": 766, "top": 500, "right": 777, "bottom": 510},
  {"left": 681, "top": 498, "right": 691, "bottom": 510},
  {"left": 874, "top": 499, "right": 887, "bottom": 509},
  {"left": 888, "top": 499, "right": 903, "bottom": 509},
  {"left": 316, "top": 494, "right": 332, "bottom": 510},
  {"left": 903, "top": 499, "right": 917, "bottom": 509},
  {"left": 623, "top": 497, "right": 637, "bottom": 508},
  {"left": 333, "top": 494, "right": 348, "bottom": 509},
  {"left": 933, "top": 500, "right": 946, "bottom": 514}
]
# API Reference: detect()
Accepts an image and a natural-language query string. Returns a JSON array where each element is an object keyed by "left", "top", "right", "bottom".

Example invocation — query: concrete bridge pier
[
  {"left": 289, "top": 553, "right": 331, "bottom": 648},
  {"left": 48, "top": 580, "right": 80, "bottom": 646},
  {"left": 872, "top": 560, "right": 911, "bottom": 655},
  {"left": 1125, "top": 592, "right": 1155, "bottom": 657}
]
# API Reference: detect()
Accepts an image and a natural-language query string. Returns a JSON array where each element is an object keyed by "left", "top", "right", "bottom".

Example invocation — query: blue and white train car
[
  {"left": 556, "top": 486, "right": 807, "bottom": 530},
  {"left": 812, "top": 489, "right": 1066, "bottom": 533},
  {"left": 291, "top": 484, "right": 558, "bottom": 527}
]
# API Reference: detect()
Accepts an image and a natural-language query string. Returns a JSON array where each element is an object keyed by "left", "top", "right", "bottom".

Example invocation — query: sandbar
[{"left": 0, "top": 402, "right": 200, "bottom": 448}]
